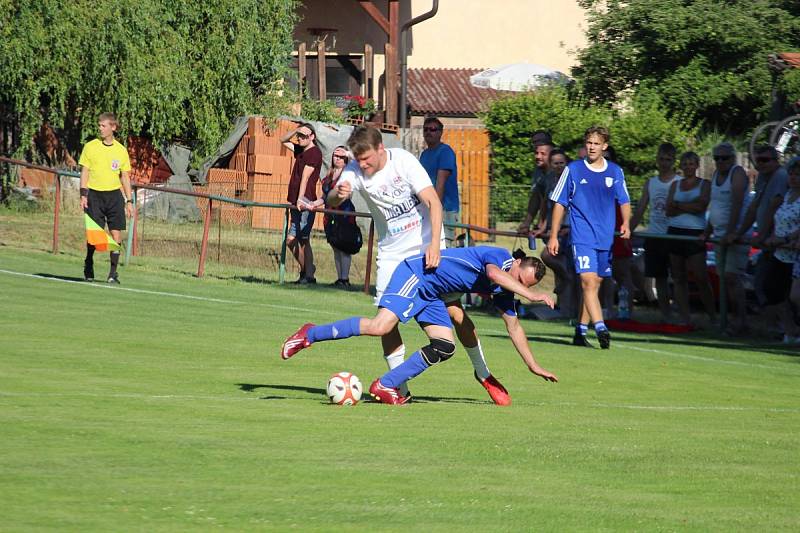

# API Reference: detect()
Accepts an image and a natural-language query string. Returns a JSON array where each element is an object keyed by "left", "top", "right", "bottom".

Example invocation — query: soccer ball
[{"left": 326, "top": 372, "right": 363, "bottom": 406}]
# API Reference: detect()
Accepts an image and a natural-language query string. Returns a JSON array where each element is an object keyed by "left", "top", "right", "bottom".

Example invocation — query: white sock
[
  {"left": 384, "top": 345, "right": 409, "bottom": 396},
  {"left": 466, "top": 341, "right": 490, "bottom": 380}
]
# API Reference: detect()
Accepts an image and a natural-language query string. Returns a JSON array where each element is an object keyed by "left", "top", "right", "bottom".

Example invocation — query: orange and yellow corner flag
[{"left": 84, "top": 214, "right": 121, "bottom": 252}]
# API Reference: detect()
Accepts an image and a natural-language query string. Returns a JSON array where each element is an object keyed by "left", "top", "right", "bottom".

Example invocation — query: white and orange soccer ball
[{"left": 326, "top": 372, "right": 363, "bottom": 406}]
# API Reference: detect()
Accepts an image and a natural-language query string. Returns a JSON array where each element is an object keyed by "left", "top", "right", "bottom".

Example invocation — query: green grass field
[{"left": 1, "top": 245, "right": 799, "bottom": 531}]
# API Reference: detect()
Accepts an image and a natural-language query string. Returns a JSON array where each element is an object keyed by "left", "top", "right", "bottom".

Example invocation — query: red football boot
[
  {"left": 475, "top": 372, "right": 511, "bottom": 406},
  {"left": 368, "top": 379, "right": 410, "bottom": 405},
  {"left": 281, "top": 323, "right": 315, "bottom": 360}
]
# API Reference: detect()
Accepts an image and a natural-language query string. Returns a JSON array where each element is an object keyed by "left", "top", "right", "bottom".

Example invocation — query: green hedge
[{"left": 482, "top": 87, "right": 695, "bottom": 222}]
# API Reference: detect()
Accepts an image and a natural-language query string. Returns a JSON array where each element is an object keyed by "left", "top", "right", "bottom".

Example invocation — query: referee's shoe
[{"left": 107, "top": 273, "right": 120, "bottom": 284}]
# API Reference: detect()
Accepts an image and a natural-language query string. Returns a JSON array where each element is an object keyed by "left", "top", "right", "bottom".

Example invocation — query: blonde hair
[{"left": 98, "top": 112, "right": 118, "bottom": 127}]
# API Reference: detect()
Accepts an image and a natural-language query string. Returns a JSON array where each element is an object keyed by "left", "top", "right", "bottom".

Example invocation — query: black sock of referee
[
  {"left": 85, "top": 244, "right": 95, "bottom": 265},
  {"left": 109, "top": 250, "right": 120, "bottom": 276}
]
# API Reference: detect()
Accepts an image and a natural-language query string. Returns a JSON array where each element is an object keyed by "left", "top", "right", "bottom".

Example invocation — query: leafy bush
[
  {"left": 483, "top": 86, "right": 696, "bottom": 220},
  {"left": 781, "top": 68, "right": 800, "bottom": 109}
]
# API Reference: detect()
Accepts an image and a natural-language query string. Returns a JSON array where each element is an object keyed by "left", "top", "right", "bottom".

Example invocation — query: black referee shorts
[{"left": 86, "top": 189, "right": 126, "bottom": 231}]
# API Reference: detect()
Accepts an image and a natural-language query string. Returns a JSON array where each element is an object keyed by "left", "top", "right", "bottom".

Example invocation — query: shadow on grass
[
  {"left": 34, "top": 272, "right": 89, "bottom": 282},
  {"left": 236, "top": 383, "right": 486, "bottom": 404},
  {"left": 483, "top": 332, "right": 573, "bottom": 346},
  {"left": 482, "top": 328, "right": 800, "bottom": 358}
]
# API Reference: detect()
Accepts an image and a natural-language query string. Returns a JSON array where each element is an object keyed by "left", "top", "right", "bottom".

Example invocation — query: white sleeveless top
[
  {"left": 669, "top": 178, "right": 706, "bottom": 230},
  {"left": 646, "top": 175, "right": 678, "bottom": 233},
  {"left": 709, "top": 165, "right": 751, "bottom": 238}
]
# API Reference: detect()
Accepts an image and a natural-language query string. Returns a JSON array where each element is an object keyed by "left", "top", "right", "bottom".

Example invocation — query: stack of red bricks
[
  {"left": 203, "top": 117, "right": 297, "bottom": 229},
  {"left": 127, "top": 136, "right": 172, "bottom": 184}
]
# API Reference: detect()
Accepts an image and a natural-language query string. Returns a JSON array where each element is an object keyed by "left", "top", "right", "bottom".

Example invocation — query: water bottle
[
  {"left": 527, "top": 233, "right": 537, "bottom": 250},
  {"left": 618, "top": 285, "right": 630, "bottom": 320}
]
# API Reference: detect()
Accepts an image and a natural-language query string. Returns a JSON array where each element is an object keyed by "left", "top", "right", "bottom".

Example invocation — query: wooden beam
[
  {"left": 358, "top": 1, "right": 389, "bottom": 35},
  {"left": 363, "top": 43, "right": 373, "bottom": 99},
  {"left": 388, "top": 0, "right": 399, "bottom": 50},
  {"left": 298, "top": 42, "right": 306, "bottom": 96},
  {"left": 317, "top": 40, "right": 326, "bottom": 102},
  {"left": 387, "top": 0, "right": 400, "bottom": 124},
  {"left": 385, "top": 42, "right": 397, "bottom": 125}
]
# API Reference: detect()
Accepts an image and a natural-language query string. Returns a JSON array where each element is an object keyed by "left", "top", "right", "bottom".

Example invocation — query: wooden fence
[{"left": 404, "top": 126, "right": 491, "bottom": 240}]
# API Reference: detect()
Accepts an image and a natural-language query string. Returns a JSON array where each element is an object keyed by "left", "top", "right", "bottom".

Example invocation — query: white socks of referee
[
  {"left": 466, "top": 341, "right": 491, "bottom": 381},
  {"left": 384, "top": 346, "right": 409, "bottom": 397}
]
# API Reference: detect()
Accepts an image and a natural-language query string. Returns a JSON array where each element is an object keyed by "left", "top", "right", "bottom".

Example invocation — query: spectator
[
  {"left": 601, "top": 146, "right": 636, "bottom": 320},
  {"left": 535, "top": 148, "right": 578, "bottom": 317},
  {"left": 549, "top": 126, "right": 631, "bottom": 349},
  {"left": 736, "top": 145, "right": 789, "bottom": 307},
  {"left": 605, "top": 202, "right": 636, "bottom": 319},
  {"left": 281, "top": 123, "right": 323, "bottom": 284},
  {"left": 419, "top": 117, "right": 460, "bottom": 246},
  {"left": 705, "top": 142, "right": 752, "bottom": 334},
  {"left": 666, "top": 151, "right": 716, "bottom": 326},
  {"left": 518, "top": 131, "right": 554, "bottom": 235},
  {"left": 762, "top": 157, "right": 800, "bottom": 343},
  {"left": 631, "top": 143, "right": 679, "bottom": 322},
  {"left": 320, "top": 146, "right": 356, "bottom": 288},
  {"left": 78, "top": 112, "right": 133, "bottom": 284}
]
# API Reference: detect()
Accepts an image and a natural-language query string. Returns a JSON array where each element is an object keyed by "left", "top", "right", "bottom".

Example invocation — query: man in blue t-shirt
[
  {"left": 548, "top": 126, "right": 631, "bottom": 349},
  {"left": 419, "top": 117, "right": 460, "bottom": 246},
  {"left": 281, "top": 246, "right": 558, "bottom": 404}
]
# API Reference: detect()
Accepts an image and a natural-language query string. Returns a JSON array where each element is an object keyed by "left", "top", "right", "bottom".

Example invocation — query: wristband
[
  {"left": 80, "top": 188, "right": 89, "bottom": 197},
  {"left": 126, "top": 199, "right": 133, "bottom": 204}
]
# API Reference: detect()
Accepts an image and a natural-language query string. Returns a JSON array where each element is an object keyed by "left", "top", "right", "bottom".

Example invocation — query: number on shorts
[{"left": 578, "top": 256, "right": 590, "bottom": 270}]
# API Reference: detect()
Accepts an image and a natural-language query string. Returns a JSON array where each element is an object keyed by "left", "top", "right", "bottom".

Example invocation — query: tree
[
  {"left": 574, "top": 0, "right": 800, "bottom": 134},
  {"left": 0, "top": 0, "right": 298, "bottom": 163}
]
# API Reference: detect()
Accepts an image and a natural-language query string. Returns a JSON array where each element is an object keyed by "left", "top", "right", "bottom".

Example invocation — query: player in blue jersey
[
  {"left": 548, "top": 126, "right": 631, "bottom": 349},
  {"left": 281, "top": 246, "right": 559, "bottom": 404}
]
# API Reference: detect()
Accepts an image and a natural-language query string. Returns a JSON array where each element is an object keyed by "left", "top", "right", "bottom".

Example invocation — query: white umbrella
[{"left": 469, "top": 62, "right": 570, "bottom": 92}]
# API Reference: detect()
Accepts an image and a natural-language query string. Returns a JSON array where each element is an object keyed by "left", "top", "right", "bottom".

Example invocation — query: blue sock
[
  {"left": 307, "top": 317, "right": 361, "bottom": 343},
  {"left": 380, "top": 351, "right": 430, "bottom": 389},
  {"left": 577, "top": 323, "right": 588, "bottom": 336},
  {"left": 595, "top": 321, "right": 608, "bottom": 333}
]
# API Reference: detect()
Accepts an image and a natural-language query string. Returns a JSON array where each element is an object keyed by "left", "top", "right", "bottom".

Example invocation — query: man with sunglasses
[
  {"left": 281, "top": 123, "right": 323, "bottom": 284},
  {"left": 735, "top": 145, "right": 789, "bottom": 307},
  {"left": 705, "top": 142, "right": 752, "bottom": 333},
  {"left": 419, "top": 117, "right": 459, "bottom": 246}
]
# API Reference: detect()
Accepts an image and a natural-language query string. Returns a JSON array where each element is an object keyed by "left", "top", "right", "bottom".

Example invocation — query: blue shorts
[
  {"left": 378, "top": 262, "right": 452, "bottom": 327},
  {"left": 288, "top": 209, "right": 315, "bottom": 240},
  {"left": 572, "top": 244, "right": 612, "bottom": 277}
]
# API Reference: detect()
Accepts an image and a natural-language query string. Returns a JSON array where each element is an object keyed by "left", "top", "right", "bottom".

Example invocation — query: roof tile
[{"left": 407, "top": 68, "right": 501, "bottom": 117}]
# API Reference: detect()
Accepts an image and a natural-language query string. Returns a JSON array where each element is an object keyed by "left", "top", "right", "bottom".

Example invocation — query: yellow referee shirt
[{"left": 78, "top": 139, "right": 132, "bottom": 191}]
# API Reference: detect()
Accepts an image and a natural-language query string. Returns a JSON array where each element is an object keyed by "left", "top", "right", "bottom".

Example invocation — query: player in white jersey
[{"left": 325, "top": 125, "right": 511, "bottom": 404}]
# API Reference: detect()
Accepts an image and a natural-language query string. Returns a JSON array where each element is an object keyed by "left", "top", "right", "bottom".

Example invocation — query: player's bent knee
[{"left": 420, "top": 338, "right": 456, "bottom": 365}]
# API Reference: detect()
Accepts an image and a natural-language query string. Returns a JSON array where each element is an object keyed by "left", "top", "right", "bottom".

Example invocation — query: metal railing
[{"left": 2, "top": 155, "right": 780, "bottom": 334}]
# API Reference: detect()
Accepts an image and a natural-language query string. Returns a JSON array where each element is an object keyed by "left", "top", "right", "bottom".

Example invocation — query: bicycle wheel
[
  {"left": 769, "top": 114, "right": 800, "bottom": 164},
  {"left": 749, "top": 121, "right": 779, "bottom": 164}
]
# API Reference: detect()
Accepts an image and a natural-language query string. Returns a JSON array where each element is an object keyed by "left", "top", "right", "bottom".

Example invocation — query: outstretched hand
[
  {"left": 532, "top": 293, "right": 555, "bottom": 309},
  {"left": 531, "top": 365, "right": 558, "bottom": 382}
]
